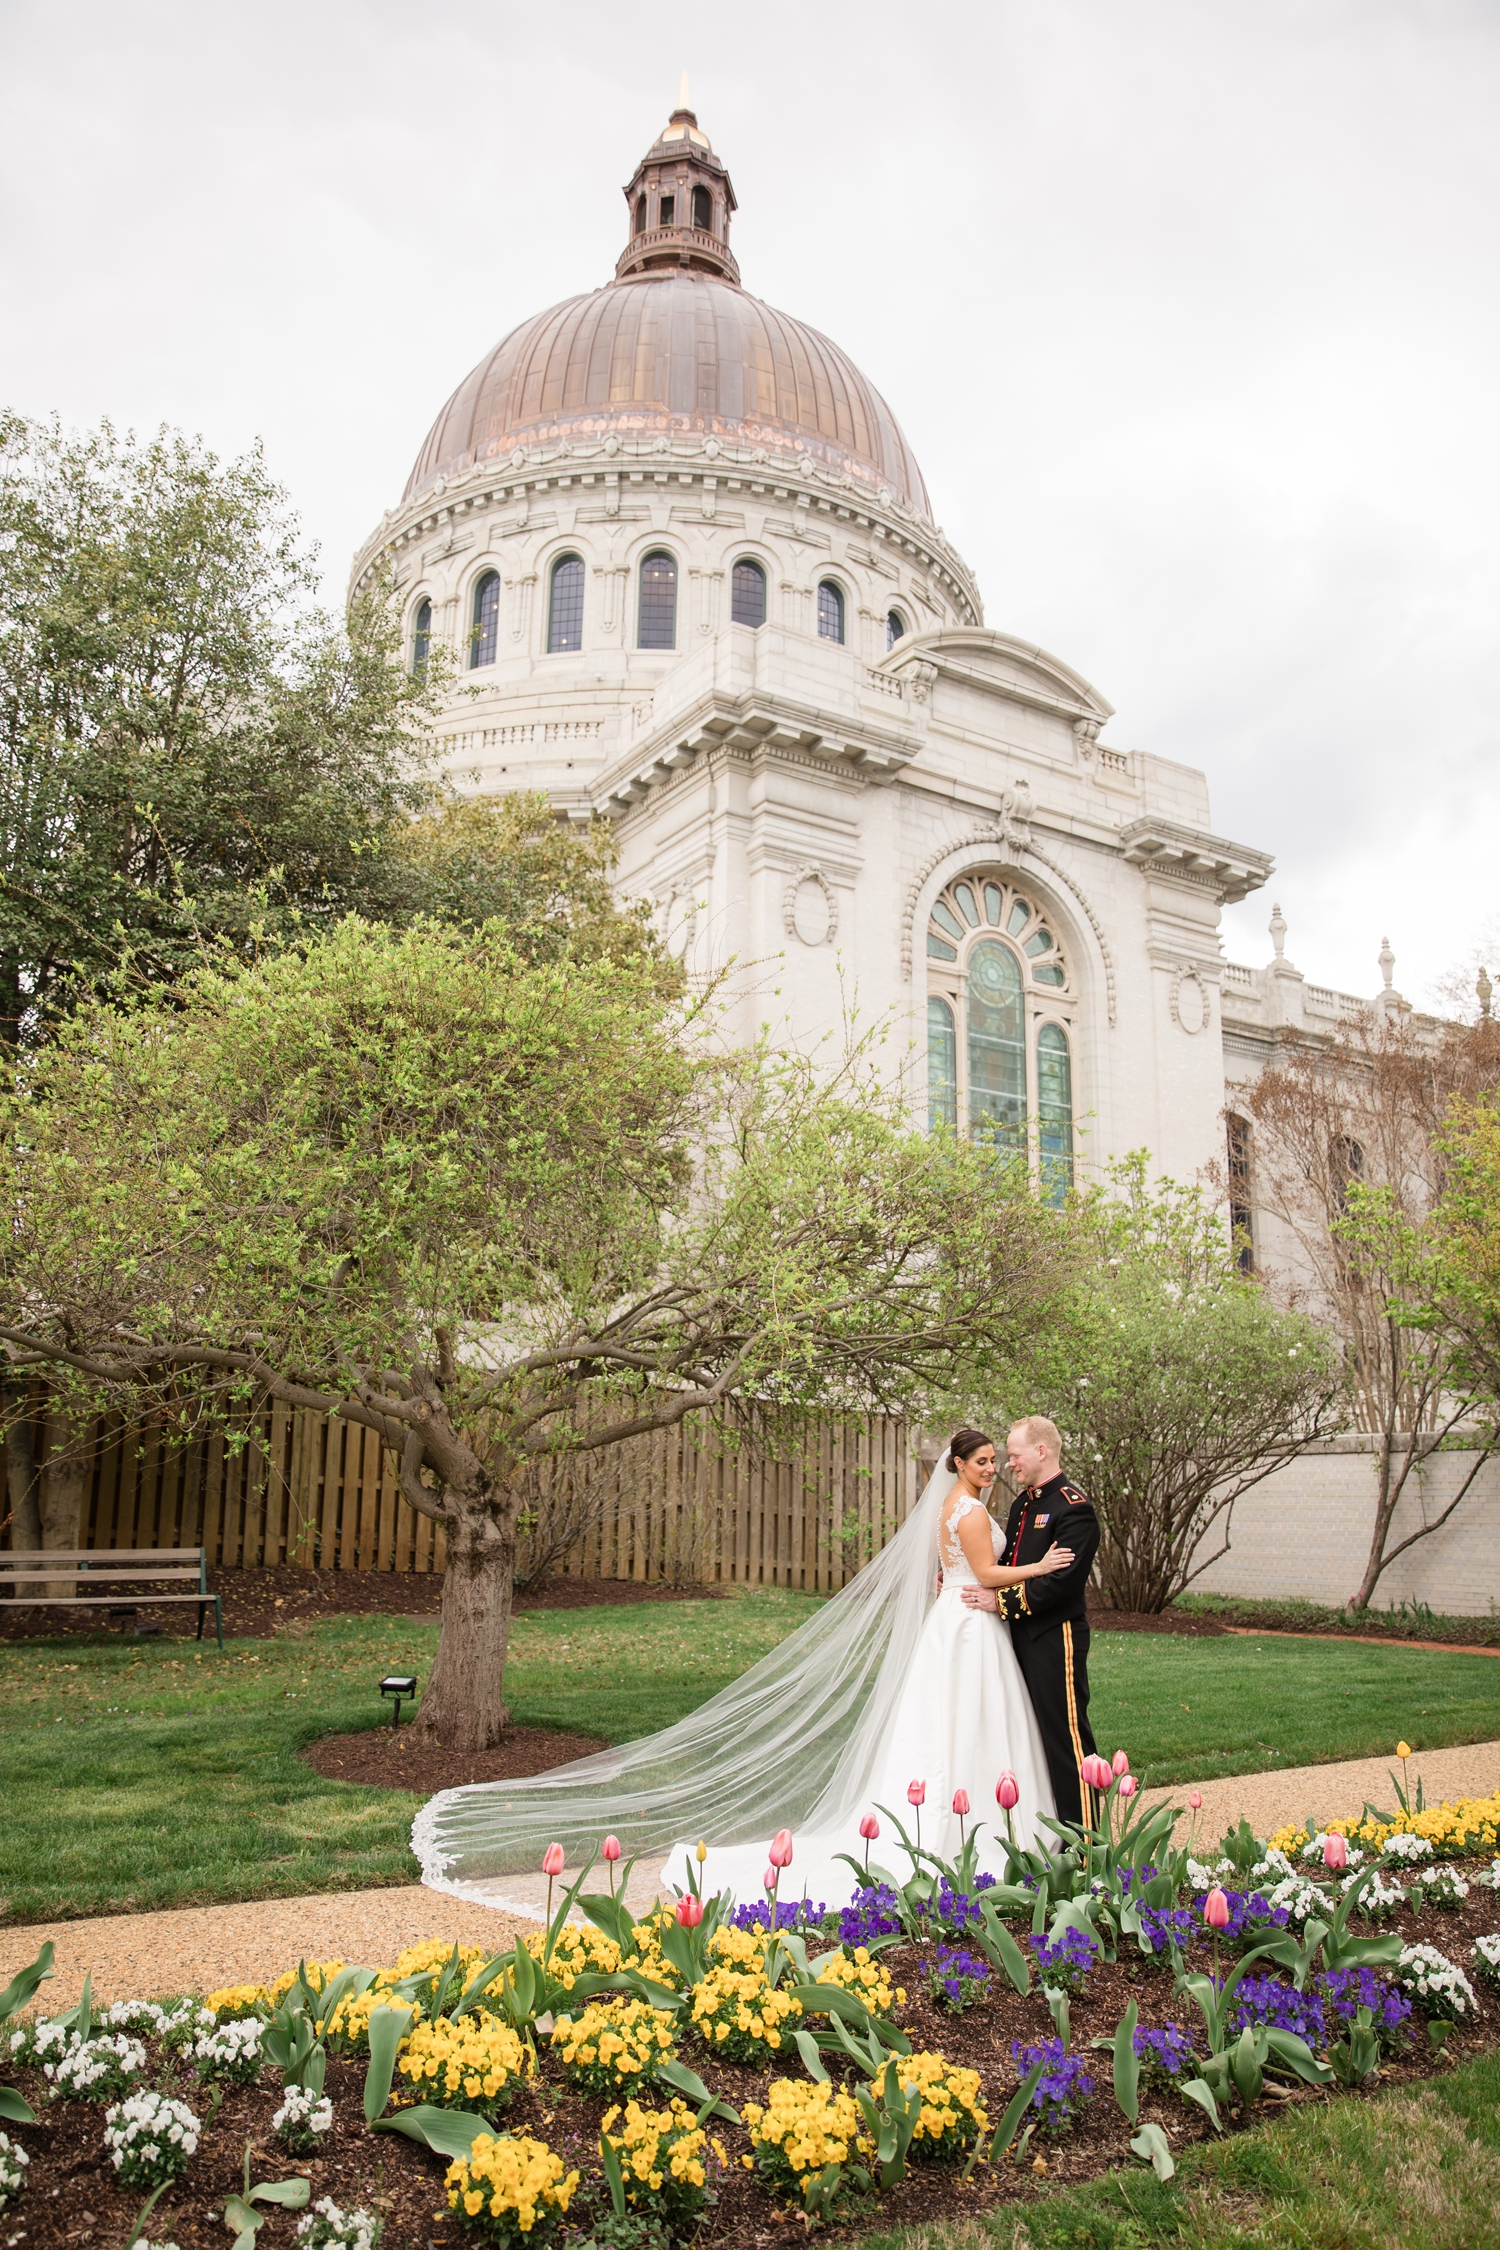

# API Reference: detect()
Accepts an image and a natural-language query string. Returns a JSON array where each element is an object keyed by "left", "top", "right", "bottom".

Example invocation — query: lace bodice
[{"left": 938, "top": 1492, "right": 1006, "bottom": 1586}]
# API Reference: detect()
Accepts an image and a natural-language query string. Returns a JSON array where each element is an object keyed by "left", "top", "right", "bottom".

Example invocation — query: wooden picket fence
[{"left": 11, "top": 1403, "right": 917, "bottom": 1593}]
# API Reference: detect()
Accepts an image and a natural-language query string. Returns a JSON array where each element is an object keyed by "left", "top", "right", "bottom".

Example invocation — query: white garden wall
[{"left": 1188, "top": 1439, "right": 1500, "bottom": 1615}]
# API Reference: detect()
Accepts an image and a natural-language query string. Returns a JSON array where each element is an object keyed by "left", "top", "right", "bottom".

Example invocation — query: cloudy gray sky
[{"left": 3, "top": 0, "right": 1495, "bottom": 1006}]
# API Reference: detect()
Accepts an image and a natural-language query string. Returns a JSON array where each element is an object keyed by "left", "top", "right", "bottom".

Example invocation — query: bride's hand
[{"left": 1034, "top": 1542, "right": 1075, "bottom": 1575}]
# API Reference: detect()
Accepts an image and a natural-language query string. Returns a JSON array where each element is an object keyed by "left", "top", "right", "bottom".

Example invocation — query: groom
[{"left": 962, "top": 1415, "right": 1102, "bottom": 1830}]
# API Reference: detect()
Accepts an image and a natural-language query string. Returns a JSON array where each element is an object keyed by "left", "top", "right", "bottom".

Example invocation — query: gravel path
[
  {"left": 8, "top": 1740, "right": 1499, "bottom": 2011},
  {"left": 1142, "top": 1736, "right": 1500, "bottom": 1848}
]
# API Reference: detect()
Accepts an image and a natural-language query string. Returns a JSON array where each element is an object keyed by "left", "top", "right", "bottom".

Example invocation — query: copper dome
[{"left": 402, "top": 273, "right": 932, "bottom": 521}]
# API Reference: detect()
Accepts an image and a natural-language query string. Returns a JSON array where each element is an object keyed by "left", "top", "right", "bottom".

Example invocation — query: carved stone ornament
[
  {"left": 782, "top": 863, "right": 838, "bottom": 947},
  {"left": 1073, "top": 717, "right": 1101, "bottom": 762},
  {"left": 906, "top": 660, "right": 938, "bottom": 706},
  {"left": 663, "top": 889, "right": 698, "bottom": 961},
  {"left": 1171, "top": 963, "right": 1209, "bottom": 1035}
]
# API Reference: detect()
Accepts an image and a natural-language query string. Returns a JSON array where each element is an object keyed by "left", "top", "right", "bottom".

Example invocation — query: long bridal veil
[{"left": 413, "top": 1451, "right": 963, "bottom": 1901}]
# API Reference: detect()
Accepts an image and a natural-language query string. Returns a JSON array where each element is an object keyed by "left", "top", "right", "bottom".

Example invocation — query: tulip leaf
[
  {"left": 1178, "top": 2075, "right": 1222, "bottom": 2132},
  {"left": 987, "top": 2059, "right": 1046, "bottom": 2162},
  {"left": 373, "top": 2106, "right": 493, "bottom": 2158},
  {"left": 0, "top": 1942, "right": 53, "bottom": 2026},
  {"left": 1130, "top": 2122, "right": 1175, "bottom": 2180},
  {"left": 1112, "top": 1999, "right": 1140, "bottom": 2123},
  {"left": 363, "top": 2004, "right": 414, "bottom": 2124},
  {"left": 656, "top": 2059, "right": 739, "bottom": 2124},
  {"left": 0, "top": 2089, "right": 35, "bottom": 2126}
]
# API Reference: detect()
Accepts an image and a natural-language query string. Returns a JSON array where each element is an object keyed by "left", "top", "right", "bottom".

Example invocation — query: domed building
[{"left": 351, "top": 95, "right": 1356, "bottom": 1197}]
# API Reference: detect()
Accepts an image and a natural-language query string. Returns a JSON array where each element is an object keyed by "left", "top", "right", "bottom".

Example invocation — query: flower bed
[{"left": 2, "top": 1786, "right": 1500, "bottom": 2249}]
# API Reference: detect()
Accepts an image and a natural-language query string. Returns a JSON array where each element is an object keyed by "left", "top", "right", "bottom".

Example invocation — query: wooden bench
[{"left": 0, "top": 1548, "right": 223, "bottom": 1648}]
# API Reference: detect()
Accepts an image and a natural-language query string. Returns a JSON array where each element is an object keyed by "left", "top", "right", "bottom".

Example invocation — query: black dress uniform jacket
[{"left": 990, "top": 1470, "right": 1101, "bottom": 1830}]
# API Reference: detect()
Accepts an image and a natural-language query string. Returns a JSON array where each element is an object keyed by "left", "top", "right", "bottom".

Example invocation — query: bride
[{"left": 413, "top": 1428, "right": 1072, "bottom": 1914}]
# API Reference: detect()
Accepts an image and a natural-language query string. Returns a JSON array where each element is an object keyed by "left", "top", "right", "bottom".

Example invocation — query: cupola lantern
[{"left": 615, "top": 75, "right": 740, "bottom": 286}]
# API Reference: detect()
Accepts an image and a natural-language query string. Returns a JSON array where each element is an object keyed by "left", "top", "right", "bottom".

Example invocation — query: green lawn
[
  {"left": 3, "top": 1590, "right": 1498, "bottom": 1925},
  {"left": 854, "top": 2048, "right": 1500, "bottom": 2250}
]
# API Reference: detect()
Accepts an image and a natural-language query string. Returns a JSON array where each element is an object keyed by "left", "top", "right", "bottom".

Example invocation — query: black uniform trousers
[{"left": 1011, "top": 1615, "right": 1099, "bottom": 1830}]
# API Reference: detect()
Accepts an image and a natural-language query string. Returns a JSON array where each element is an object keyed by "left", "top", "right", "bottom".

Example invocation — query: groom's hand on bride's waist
[{"left": 961, "top": 1585, "right": 999, "bottom": 1610}]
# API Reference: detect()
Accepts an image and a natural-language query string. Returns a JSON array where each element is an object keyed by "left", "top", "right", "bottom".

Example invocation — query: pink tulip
[
  {"left": 859, "top": 1814, "right": 880, "bottom": 1841},
  {"left": 762, "top": 1867, "right": 777, "bottom": 1894},
  {"left": 1117, "top": 1773, "right": 1138, "bottom": 1800},
  {"left": 768, "top": 1829, "right": 794, "bottom": 1869},
  {"left": 602, "top": 1835, "right": 622, "bottom": 1861},
  {"left": 996, "top": 1772, "right": 1020, "bottom": 1811},
  {"left": 952, "top": 1788, "right": 971, "bottom": 1817},
  {"left": 1112, "top": 1750, "right": 1130, "bottom": 1777},
  {"left": 1081, "top": 1754, "right": 1113, "bottom": 1793},
  {"left": 676, "top": 1893, "right": 704, "bottom": 1927},
  {"left": 1188, "top": 1791, "right": 1203, "bottom": 1812},
  {"left": 1204, "top": 1887, "right": 1231, "bottom": 1931},
  {"left": 542, "top": 1843, "right": 565, "bottom": 1877},
  {"left": 908, "top": 1780, "right": 927, "bottom": 1807},
  {"left": 1323, "top": 1831, "right": 1348, "bottom": 1871}
]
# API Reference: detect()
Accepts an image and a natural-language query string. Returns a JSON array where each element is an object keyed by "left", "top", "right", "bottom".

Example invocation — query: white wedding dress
[
  {"left": 413, "top": 1451, "right": 1056, "bottom": 1916},
  {"left": 666, "top": 1490, "right": 1056, "bottom": 1905}
]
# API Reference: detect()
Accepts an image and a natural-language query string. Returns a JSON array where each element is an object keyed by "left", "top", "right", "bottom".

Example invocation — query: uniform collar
[{"left": 1025, "top": 1469, "right": 1068, "bottom": 1502}]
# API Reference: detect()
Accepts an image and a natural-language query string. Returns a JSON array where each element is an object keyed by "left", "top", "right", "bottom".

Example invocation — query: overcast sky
[{"left": 3, "top": 0, "right": 1495, "bottom": 1007}]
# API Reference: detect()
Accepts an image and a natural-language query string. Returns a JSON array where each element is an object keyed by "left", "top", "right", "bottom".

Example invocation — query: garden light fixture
[{"left": 379, "top": 1674, "right": 417, "bottom": 1728}]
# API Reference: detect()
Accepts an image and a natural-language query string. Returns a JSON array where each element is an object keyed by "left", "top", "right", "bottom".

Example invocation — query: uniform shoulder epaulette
[{"left": 1061, "top": 1482, "right": 1091, "bottom": 1506}]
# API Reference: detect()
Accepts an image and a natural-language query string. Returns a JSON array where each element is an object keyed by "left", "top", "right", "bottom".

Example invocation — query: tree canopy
[
  {"left": 0, "top": 917, "right": 1070, "bottom": 1744},
  {"left": 991, "top": 1157, "right": 1345, "bottom": 1612}
]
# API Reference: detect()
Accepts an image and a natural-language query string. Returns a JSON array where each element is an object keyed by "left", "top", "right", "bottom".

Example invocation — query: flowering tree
[
  {"left": 1010, "top": 1158, "right": 1345, "bottom": 1612},
  {"left": 0, "top": 918, "right": 1067, "bottom": 1748}
]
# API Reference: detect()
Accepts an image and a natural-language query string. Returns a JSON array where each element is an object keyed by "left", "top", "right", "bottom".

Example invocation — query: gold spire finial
[{"left": 677, "top": 70, "right": 691, "bottom": 112}]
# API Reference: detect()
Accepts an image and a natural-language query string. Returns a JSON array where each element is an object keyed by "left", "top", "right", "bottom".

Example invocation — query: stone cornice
[
  {"left": 591, "top": 686, "right": 920, "bottom": 813},
  {"left": 350, "top": 437, "right": 982, "bottom": 626},
  {"left": 1117, "top": 816, "right": 1273, "bottom": 906}
]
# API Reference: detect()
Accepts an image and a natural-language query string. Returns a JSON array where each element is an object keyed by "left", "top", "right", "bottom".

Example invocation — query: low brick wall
[{"left": 1189, "top": 1438, "right": 1500, "bottom": 1613}]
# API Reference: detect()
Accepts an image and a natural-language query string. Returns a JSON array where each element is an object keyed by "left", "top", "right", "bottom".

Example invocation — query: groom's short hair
[{"left": 1010, "top": 1414, "right": 1062, "bottom": 1456}]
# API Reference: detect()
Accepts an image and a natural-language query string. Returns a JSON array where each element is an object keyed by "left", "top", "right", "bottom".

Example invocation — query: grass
[
  {"left": 852, "top": 2049, "right": 1500, "bottom": 2250},
  {"left": 3, "top": 1589, "right": 1498, "bottom": 1924}
]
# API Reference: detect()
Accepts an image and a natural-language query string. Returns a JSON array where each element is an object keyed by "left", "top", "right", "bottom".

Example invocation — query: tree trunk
[
  {"left": 3, "top": 1384, "right": 41, "bottom": 1550},
  {"left": 1350, "top": 1425, "right": 1405, "bottom": 1611},
  {"left": 40, "top": 1411, "right": 94, "bottom": 1600},
  {"left": 412, "top": 1503, "right": 515, "bottom": 1751}
]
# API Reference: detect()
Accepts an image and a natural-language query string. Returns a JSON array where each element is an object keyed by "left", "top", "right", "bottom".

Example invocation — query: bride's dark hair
[{"left": 949, "top": 1427, "right": 993, "bottom": 1463}]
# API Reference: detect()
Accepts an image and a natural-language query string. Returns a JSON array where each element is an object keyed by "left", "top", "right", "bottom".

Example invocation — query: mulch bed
[
  {"left": 0, "top": 1567, "right": 726, "bottom": 1644},
  {"left": 4, "top": 1888, "right": 1498, "bottom": 2249},
  {"left": 303, "top": 1725, "right": 606, "bottom": 1794},
  {"left": 1087, "top": 1606, "right": 1229, "bottom": 1637}
]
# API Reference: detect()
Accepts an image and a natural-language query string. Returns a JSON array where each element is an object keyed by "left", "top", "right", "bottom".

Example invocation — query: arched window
[
  {"left": 967, "top": 939, "right": 1026, "bottom": 1153},
  {"left": 1037, "top": 1024, "right": 1074, "bottom": 1203},
  {"left": 924, "top": 873, "right": 1079, "bottom": 1181},
  {"left": 816, "top": 581, "right": 845, "bottom": 644},
  {"left": 659, "top": 193, "right": 676, "bottom": 227},
  {"left": 638, "top": 551, "right": 677, "bottom": 649},
  {"left": 731, "top": 558, "right": 767, "bottom": 628},
  {"left": 928, "top": 997, "right": 957, "bottom": 1132},
  {"left": 886, "top": 611, "right": 905, "bottom": 651},
  {"left": 412, "top": 598, "right": 431, "bottom": 677},
  {"left": 469, "top": 571, "right": 500, "bottom": 669},
  {"left": 1227, "top": 1115, "right": 1254, "bottom": 1271},
  {"left": 1330, "top": 1134, "right": 1365, "bottom": 1213},
  {"left": 635, "top": 193, "right": 647, "bottom": 235},
  {"left": 692, "top": 184, "right": 712, "bottom": 232},
  {"left": 547, "top": 554, "right": 585, "bottom": 652}
]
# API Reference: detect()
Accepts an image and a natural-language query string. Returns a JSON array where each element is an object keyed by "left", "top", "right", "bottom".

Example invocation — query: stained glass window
[
  {"left": 928, "top": 998, "right": 957, "bottom": 1132},
  {"left": 731, "top": 558, "right": 766, "bottom": 627},
  {"left": 638, "top": 552, "right": 677, "bottom": 649},
  {"left": 816, "top": 580, "right": 844, "bottom": 643},
  {"left": 1037, "top": 1024, "right": 1074, "bottom": 1203},
  {"left": 412, "top": 598, "right": 431, "bottom": 677},
  {"left": 1228, "top": 1116, "right": 1254, "bottom": 1271},
  {"left": 548, "top": 555, "right": 584, "bottom": 652},
  {"left": 967, "top": 940, "right": 1026, "bottom": 1153},
  {"left": 470, "top": 572, "right": 500, "bottom": 669}
]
